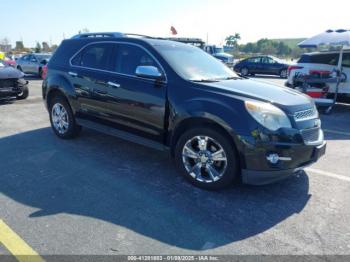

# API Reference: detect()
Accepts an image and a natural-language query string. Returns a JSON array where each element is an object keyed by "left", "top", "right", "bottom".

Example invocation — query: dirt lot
[{"left": 0, "top": 77, "right": 350, "bottom": 258}]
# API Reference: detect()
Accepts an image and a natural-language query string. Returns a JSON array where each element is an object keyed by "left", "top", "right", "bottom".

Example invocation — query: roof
[{"left": 69, "top": 32, "right": 194, "bottom": 48}]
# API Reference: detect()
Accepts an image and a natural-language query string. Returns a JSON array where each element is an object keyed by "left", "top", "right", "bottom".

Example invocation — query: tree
[
  {"left": 50, "top": 44, "right": 58, "bottom": 52},
  {"left": 35, "top": 42, "right": 41, "bottom": 53},
  {"left": 15, "top": 41, "right": 25, "bottom": 51},
  {"left": 42, "top": 42, "right": 50, "bottom": 52},
  {"left": 225, "top": 33, "right": 241, "bottom": 48}
]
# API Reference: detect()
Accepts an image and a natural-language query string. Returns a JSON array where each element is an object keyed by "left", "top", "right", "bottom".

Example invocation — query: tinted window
[
  {"left": 247, "top": 57, "right": 261, "bottom": 63},
  {"left": 310, "top": 54, "right": 338, "bottom": 65},
  {"left": 115, "top": 44, "right": 158, "bottom": 76},
  {"left": 261, "top": 57, "right": 275, "bottom": 64},
  {"left": 72, "top": 43, "right": 113, "bottom": 70},
  {"left": 22, "top": 55, "right": 31, "bottom": 61},
  {"left": 342, "top": 53, "right": 350, "bottom": 68},
  {"left": 298, "top": 55, "right": 310, "bottom": 63}
]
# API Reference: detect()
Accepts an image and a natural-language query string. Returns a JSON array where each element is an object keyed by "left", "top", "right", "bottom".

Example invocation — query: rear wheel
[
  {"left": 49, "top": 95, "right": 81, "bottom": 139},
  {"left": 280, "top": 69, "right": 287, "bottom": 78},
  {"left": 175, "top": 127, "right": 239, "bottom": 190}
]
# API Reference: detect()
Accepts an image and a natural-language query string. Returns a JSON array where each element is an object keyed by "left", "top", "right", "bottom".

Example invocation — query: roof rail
[{"left": 71, "top": 32, "right": 125, "bottom": 39}]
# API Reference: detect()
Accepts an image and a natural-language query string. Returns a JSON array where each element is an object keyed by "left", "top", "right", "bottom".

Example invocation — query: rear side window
[
  {"left": 71, "top": 43, "right": 114, "bottom": 70},
  {"left": 341, "top": 53, "right": 350, "bottom": 68},
  {"left": 298, "top": 55, "right": 310, "bottom": 63},
  {"left": 114, "top": 44, "right": 159, "bottom": 76},
  {"left": 247, "top": 57, "right": 261, "bottom": 63}
]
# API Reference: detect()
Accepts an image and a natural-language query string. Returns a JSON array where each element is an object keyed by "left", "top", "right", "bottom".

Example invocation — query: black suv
[{"left": 42, "top": 32, "right": 326, "bottom": 190}]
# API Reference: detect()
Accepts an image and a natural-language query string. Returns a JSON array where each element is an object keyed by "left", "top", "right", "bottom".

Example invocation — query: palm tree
[{"left": 225, "top": 33, "right": 241, "bottom": 48}]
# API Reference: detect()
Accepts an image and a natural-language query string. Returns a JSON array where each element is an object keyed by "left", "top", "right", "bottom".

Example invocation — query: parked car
[
  {"left": 204, "top": 45, "right": 234, "bottom": 68},
  {"left": 286, "top": 51, "right": 350, "bottom": 97},
  {"left": 0, "top": 61, "right": 29, "bottom": 100},
  {"left": 2, "top": 57, "right": 16, "bottom": 68},
  {"left": 16, "top": 53, "right": 51, "bottom": 78},
  {"left": 234, "top": 56, "right": 290, "bottom": 78},
  {"left": 43, "top": 32, "right": 326, "bottom": 190}
]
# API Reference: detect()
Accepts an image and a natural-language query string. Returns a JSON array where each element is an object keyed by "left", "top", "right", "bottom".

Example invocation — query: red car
[{"left": 3, "top": 58, "right": 16, "bottom": 68}]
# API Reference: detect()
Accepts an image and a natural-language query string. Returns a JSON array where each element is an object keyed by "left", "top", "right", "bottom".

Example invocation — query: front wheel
[
  {"left": 16, "top": 86, "right": 29, "bottom": 100},
  {"left": 49, "top": 95, "right": 81, "bottom": 139},
  {"left": 175, "top": 128, "right": 239, "bottom": 190},
  {"left": 240, "top": 67, "right": 249, "bottom": 77}
]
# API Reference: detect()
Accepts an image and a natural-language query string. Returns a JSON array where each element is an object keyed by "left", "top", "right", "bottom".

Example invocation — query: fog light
[{"left": 266, "top": 154, "right": 292, "bottom": 164}]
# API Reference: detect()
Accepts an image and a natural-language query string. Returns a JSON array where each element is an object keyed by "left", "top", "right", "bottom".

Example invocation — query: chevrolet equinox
[{"left": 42, "top": 32, "right": 326, "bottom": 190}]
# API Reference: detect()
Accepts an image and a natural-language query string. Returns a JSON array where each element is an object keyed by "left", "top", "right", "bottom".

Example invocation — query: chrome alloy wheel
[
  {"left": 182, "top": 136, "right": 228, "bottom": 183},
  {"left": 51, "top": 103, "right": 69, "bottom": 134}
]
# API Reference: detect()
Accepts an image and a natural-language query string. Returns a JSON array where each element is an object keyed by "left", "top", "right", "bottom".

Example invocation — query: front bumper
[
  {"left": 0, "top": 79, "right": 28, "bottom": 98},
  {"left": 241, "top": 141, "right": 326, "bottom": 185}
]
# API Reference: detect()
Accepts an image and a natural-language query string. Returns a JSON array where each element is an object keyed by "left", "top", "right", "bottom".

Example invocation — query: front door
[{"left": 104, "top": 43, "right": 167, "bottom": 142}]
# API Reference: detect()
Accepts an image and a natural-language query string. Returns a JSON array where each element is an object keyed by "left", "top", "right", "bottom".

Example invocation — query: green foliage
[
  {"left": 225, "top": 33, "right": 241, "bottom": 48},
  {"left": 234, "top": 37, "right": 313, "bottom": 58},
  {"left": 35, "top": 42, "right": 41, "bottom": 53}
]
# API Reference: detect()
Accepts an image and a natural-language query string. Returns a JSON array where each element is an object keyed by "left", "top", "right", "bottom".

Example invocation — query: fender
[{"left": 44, "top": 73, "right": 79, "bottom": 113}]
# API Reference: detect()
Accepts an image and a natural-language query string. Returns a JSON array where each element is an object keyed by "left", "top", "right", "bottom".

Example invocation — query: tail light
[{"left": 288, "top": 66, "right": 303, "bottom": 76}]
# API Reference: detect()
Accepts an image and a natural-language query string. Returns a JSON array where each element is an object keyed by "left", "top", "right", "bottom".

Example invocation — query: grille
[
  {"left": 301, "top": 128, "right": 320, "bottom": 143},
  {"left": 0, "top": 79, "right": 17, "bottom": 89},
  {"left": 294, "top": 108, "right": 318, "bottom": 121}
]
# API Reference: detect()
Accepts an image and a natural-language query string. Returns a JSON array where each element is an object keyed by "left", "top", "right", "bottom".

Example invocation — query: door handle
[
  {"left": 107, "top": 81, "right": 120, "bottom": 88},
  {"left": 68, "top": 71, "right": 78, "bottom": 77}
]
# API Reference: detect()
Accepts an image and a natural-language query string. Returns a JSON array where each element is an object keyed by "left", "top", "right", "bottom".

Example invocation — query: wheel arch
[{"left": 44, "top": 75, "right": 77, "bottom": 112}]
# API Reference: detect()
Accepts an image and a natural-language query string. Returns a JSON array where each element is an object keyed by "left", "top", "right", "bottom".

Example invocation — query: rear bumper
[{"left": 242, "top": 141, "right": 326, "bottom": 185}]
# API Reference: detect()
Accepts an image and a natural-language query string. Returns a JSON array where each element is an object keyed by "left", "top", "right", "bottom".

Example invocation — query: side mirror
[{"left": 135, "top": 66, "right": 163, "bottom": 80}]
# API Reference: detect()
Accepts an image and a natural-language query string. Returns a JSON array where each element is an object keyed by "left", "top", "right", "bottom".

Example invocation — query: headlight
[{"left": 245, "top": 101, "right": 292, "bottom": 131}]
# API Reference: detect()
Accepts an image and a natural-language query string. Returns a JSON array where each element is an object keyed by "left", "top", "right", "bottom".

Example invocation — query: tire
[
  {"left": 16, "top": 86, "right": 29, "bottom": 100},
  {"left": 280, "top": 69, "right": 287, "bottom": 79},
  {"left": 175, "top": 127, "right": 239, "bottom": 190},
  {"left": 240, "top": 67, "right": 249, "bottom": 77},
  {"left": 49, "top": 95, "right": 81, "bottom": 139}
]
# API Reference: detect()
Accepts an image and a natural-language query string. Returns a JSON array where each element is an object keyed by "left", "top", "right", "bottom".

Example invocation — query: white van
[{"left": 286, "top": 51, "right": 350, "bottom": 96}]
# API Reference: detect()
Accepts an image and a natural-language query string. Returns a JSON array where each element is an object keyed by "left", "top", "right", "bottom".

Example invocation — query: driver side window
[{"left": 115, "top": 44, "right": 159, "bottom": 76}]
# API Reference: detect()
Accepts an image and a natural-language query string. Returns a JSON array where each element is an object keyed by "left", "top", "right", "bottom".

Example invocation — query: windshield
[
  {"left": 155, "top": 44, "right": 237, "bottom": 81},
  {"left": 36, "top": 54, "right": 51, "bottom": 61},
  {"left": 214, "top": 47, "right": 224, "bottom": 53}
]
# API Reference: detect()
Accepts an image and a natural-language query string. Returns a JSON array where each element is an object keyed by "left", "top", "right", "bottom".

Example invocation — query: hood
[
  {"left": 213, "top": 53, "right": 233, "bottom": 59},
  {"left": 203, "top": 79, "right": 313, "bottom": 112},
  {"left": 0, "top": 66, "right": 24, "bottom": 79}
]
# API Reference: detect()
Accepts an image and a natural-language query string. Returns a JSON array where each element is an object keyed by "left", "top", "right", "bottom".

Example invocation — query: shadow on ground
[{"left": 0, "top": 128, "right": 311, "bottom": 250}]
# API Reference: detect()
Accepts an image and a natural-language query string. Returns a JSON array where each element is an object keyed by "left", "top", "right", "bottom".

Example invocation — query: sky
[{"left": 1, "top": 0, "right": 349, "bottom": 47}]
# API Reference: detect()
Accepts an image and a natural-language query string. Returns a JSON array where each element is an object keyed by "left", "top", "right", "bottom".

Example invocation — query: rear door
[
  {"left": 261, "top": 56, "right": 278, "bottom": 74},
  {"left": 68, "top": 42, "right": 115, "bottom": 121},
  {"left": 104, "top": 43, "right": 167, "bottom": 142},
  {"left": 248, "top": 57, "right": 262, "bottom": 73}
]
